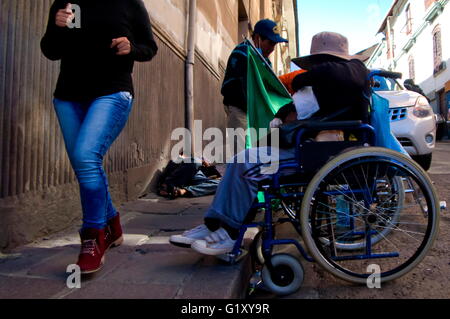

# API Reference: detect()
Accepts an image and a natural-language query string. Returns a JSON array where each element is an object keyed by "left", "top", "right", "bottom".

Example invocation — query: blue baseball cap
[{"left": 254, "top": 19, "right": 288, "bottom": 43}]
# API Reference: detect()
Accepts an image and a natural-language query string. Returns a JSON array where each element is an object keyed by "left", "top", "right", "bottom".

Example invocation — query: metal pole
[{"left": 186, "top": 0, "right": 196, "bottom": 156}]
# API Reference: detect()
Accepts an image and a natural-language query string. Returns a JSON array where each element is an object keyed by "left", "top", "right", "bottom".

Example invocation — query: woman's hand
[
  {"left": 55, "top": 3, "right": 74, "bottom": 28},
  {"left": 111, "top": 37, "right": 132, "bottom": 56}
]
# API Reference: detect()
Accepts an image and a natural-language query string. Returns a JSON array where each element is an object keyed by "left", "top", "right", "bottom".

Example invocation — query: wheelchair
[{"left": 221, "top": 71, "right": 442, "bottom": 296}]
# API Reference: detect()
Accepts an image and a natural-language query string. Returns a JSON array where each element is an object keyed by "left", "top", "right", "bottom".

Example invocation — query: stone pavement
[{"left": 0, "top": 194, "right": 254, "bottom": 299}]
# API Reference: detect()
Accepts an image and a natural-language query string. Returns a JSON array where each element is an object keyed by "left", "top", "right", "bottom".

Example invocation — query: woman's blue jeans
[{"left": 53, "top": 92, "right": 133, "bottom": 230}]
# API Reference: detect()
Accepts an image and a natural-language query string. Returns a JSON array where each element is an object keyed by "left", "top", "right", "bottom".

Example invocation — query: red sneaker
[
  {"left": 77, "top": 228, "right": 107, "bottom": 274},
  {"left": 105, "top": 213, "right": 124, "bottom": 249}
]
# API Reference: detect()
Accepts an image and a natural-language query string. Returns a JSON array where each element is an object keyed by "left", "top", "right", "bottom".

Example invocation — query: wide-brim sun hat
[{"left": 292, "top": 31, "right": 364, "bottom": 70}]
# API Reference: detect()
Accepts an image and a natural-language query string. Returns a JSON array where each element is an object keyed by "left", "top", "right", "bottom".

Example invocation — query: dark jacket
[
  {"left": 41, "top": 0, "right": 158, "bottom": 102},
  {"left": 221, "top": 41, "right": 272, "bottom": 112},
  {"left": 221, "top": 42, "right": 248, "bottom": 111},
  {"left": 276, "top": 59, "right": 370, "bottom": 123}
]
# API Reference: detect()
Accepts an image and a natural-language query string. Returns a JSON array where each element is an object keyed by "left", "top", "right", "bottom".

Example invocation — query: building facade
[
  {"left": 367, "top": 0, "right": 450, "bottom": 118},
  {"left": 0, "top": 0, "right": 298, "bottom": 250}
]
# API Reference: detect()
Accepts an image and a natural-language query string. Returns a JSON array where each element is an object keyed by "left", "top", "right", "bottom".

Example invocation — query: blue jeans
[
  {"left": 53, "top": 92, "right": 133, "bottom": 230},
  {"left": 205, "top": 146, "right": 296, "bottom": 229},
  {"left": 184, "top": 171, "right": 221, "bottom": 197}
]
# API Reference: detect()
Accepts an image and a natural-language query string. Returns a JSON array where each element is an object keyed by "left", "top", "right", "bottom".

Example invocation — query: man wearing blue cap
[{"left": 221, "top": 19, "right": 288, "bottom": 153}]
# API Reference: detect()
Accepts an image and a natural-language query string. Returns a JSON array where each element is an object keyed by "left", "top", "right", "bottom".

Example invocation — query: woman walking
[{"left": 41, "top": 0, "right": 158, "bottom": 274}]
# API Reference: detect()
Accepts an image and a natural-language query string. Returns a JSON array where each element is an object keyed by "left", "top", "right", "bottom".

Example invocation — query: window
[
  {"left": 405, "top": 4, "right": 412, "bottom": 35},
  {"left": 432, "top": 25, "right": 443, "bottom": 74},
  {"left": 238, "top": 0, "right": 249, "bottom": 40},
  {"left": 409, "top": 56, "right": 415, "bottom": 80},
  {"left": 386, "top": 28, "right": 395, "bottom": 59}
]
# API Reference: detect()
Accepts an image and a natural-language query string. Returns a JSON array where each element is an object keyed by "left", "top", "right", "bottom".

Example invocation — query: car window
[{"left": 372, "top": 75, "right": 404, "bottom": 91}]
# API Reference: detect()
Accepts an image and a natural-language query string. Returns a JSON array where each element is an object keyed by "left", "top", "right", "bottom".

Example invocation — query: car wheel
[{"left": 412, "top": 153, "right": 432, "bottom": 171}]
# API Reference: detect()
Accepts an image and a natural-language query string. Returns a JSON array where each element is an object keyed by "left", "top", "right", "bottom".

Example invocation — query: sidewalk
[{"left": 0, "top": 194, "right": 253, "bottom": 299}]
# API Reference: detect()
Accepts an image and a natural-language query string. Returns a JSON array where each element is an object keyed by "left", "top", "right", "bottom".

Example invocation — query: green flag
[{"left": 246, "top": 42, "right": 293, "bottom": 148}]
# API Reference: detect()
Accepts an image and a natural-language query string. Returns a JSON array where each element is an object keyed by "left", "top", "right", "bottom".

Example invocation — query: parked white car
[{"left": 373, "top": 74, "right": 436, "bottom": 171}]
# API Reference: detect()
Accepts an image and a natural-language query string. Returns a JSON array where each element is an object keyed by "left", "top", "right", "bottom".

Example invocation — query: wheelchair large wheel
[
  {"left": 261, "top": 254, "right": 304, "bottom": 296},
  {"left": 300, "top": 147, "right": 440, "bottom": 284},
  {"left": 281, "top": 179, "right": 404, "bottom": 251}
]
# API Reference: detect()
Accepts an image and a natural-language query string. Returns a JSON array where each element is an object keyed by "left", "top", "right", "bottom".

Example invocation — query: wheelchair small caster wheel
[
  {"left": 250, "top": 229, "right": 277, "bottom": 267},
  {"left": 250, "top": 231, "right": 265, "bottom": 266},
  {"left": 261, "top": 254, "right": 304, "bottom": 296}
]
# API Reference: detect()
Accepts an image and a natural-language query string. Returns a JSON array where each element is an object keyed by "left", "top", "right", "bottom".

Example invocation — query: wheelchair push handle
[{"left": 369, "top": 69, "right": 402, "bottom": 80}]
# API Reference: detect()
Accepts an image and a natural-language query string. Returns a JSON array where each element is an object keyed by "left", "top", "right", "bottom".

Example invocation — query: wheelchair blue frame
[
  {"left": 225, "top": 121, "right": 378, "bottom": 265},
  {"left": 217, "top": 69, "right": 442, "bottom": 295}
]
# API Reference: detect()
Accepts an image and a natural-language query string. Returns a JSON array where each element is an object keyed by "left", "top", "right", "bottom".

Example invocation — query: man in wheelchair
[{"left": 170, "top": 31, "right": 371, "bottom": 256}]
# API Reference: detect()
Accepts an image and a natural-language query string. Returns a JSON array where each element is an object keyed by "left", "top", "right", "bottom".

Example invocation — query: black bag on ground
[{"left": 158, "top": 161, "right": 199, "bottom": 190}]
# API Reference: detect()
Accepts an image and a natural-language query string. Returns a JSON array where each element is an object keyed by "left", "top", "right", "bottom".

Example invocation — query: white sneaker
[
  {"left": 169, "top": 224, "right": 212, "bottom": 247},
  {"left": 191, "top": 228, "right": 237, "bottom": 255}
]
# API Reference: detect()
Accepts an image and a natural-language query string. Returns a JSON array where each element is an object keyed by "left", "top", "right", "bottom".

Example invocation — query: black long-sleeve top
[
  {"left": 41, "top": 0, "right": 158, "bottom": 102},
  {"left": 275, "top": 59, "right": 370, "bottom": 123}
]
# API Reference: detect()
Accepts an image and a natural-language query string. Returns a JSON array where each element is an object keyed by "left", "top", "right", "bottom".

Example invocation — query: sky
[{"left": 297, "top": 0, "right": 394, "bottom": 56}]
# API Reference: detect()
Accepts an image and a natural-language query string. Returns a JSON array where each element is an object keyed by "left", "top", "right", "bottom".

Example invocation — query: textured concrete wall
[{"left": 0, "top": 0, "right": 220, "bottom": 251}]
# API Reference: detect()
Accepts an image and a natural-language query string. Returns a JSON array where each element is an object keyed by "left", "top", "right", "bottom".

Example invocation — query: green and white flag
[{"left": 246, "top": 41, "right": 293, "bottom": 148}]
